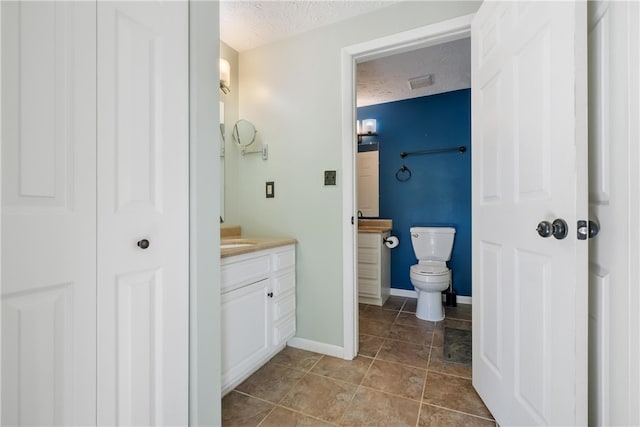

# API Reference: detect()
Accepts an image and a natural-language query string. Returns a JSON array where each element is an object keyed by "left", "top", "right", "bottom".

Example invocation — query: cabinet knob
[
  {"left": 137, "top": 239, "right": 150, "bottom": 249},
  {"left": 267, "top": 292, "right": 273, "bottom": 298}
]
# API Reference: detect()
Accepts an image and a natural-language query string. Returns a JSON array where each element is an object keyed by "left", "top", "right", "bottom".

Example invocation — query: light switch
[
  {"left": 324, "top": 170, "right": 336, "bottom": 186},
  {"left": 266, "top": 181, "right": 275, "bottom": 198}
]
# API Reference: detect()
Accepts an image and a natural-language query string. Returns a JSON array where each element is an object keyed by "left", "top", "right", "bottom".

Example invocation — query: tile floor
[{"left": 222, "top": 297, "right": 495, "bottom": 426}]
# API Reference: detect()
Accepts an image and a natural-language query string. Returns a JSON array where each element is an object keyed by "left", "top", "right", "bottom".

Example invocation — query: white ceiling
[
  {"left": 220, "top": 0, "right": 400, "bottom": 53},
  {"left": 356, "top": 37, "right": 471, "bottom": 107},
  {"left": 220, "top": 1, "right": 470, "bottom": 107}
]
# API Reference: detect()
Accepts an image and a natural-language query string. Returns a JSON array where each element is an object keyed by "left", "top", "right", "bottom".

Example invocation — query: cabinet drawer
[
  {"left": 358, "top": 233, "right": 381, "bottom": 249},
  {"left": 272, "top": 246, "right": 295, "bottom": 272},
  {"left": 358, "top": 278, "right": 379, "bottom": 296},
  {"left": 273, "top": 271, "right": 295, "bottom": 295},
  {"left": 273, "top": 315, "right": 295, "bottom": 346},
  {"left": 273, "top": 292, "right": 295, "bottom": 323},
  {"left": 358, "top": 248, "right": 379, "bottom": 264},
  {"left": 221, "top": 254, "right": 270, "bottom": 293},
  {"left": 358, "top": 262, "right": 379, "bottom": 280}
]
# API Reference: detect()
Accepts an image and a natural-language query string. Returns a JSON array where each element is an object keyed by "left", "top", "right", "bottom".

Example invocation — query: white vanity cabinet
[
  {"left": 221, "top": 244, "right": 295, "bottom": 395},
  {"left": 358, "top": 232, "right": 391, "bottom": 306}
]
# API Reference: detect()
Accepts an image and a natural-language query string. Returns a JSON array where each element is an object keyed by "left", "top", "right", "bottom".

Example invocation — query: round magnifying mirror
[{"left": 232, "top": 119, "right": 257, "bottom": 147}]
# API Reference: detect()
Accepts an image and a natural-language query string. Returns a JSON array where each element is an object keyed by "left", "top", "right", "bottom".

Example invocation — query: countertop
[
  {"left": 358, "top": 218, "right": 392, "bottom": 234},
  {"left": 220, "top": 226, "right": 297, "bottom": 258}
]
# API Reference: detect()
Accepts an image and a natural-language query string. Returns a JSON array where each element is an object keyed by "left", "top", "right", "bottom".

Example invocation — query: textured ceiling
[
  {"left": 357, "top": 37, "right": 471, "bottom": 107},
  {"left": 220, "top": 1, "right": 470, "bottom": 107},
  {"left": 220, "top": 0, "right": 400, "bottom": 52}
]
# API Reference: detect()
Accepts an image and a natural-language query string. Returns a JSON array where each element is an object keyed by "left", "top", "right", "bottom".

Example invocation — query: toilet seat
[{"left": 410, "top": 262, "right": 448, "bottom": 276}]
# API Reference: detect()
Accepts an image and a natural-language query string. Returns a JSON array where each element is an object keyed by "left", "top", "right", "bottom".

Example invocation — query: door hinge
[
  {"left": 351, "top": 216, "right": 354, "bottom": 225},
  {"left": 577, "top": 220, "right": 600, "bottom": 240}
]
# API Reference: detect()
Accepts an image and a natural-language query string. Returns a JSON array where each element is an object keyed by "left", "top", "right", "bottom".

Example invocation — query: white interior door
[
  {"left": 1, "top": 2, "right": 97, "bottom": 425},
  {"left": 357, "top": 150, "right": 379, "bottom": 217},
  {"left": 471, "top": 2, "right": 588, "bottom": 425},
  {"left": 97, "top": 2, "right": 189, "bottom": 425},
  {"left": 587, "top": 2, "right": 640, "bottom": 425}
]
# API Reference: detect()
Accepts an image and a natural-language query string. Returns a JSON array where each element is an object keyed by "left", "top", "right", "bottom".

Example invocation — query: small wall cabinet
[
  {"left": 220, "top": 244, "right": 296, "bottom": 395},
  {"left": 358, "top": 232, "right": 390, "bottom": 306}
]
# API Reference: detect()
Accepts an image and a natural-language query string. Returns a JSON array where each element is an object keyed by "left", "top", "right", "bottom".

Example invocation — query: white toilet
[{"left": 409, "top": 226, "right": 456, "bottom": 321}]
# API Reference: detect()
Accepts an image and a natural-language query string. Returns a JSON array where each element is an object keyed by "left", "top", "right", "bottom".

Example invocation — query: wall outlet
[
  {"left": 324, "top": 170, "right": 336, "bottom": 186},
  {"left": 266, "top": 181, "right": 275, "bottom": 198}
]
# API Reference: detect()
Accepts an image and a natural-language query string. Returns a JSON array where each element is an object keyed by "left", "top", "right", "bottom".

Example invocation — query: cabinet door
[
  {"left": 221, "top": 279, "right": 271, "bottom": 390},
  {"left": 1, "top": 3, "right": 97, "bottom": 425},
  {"left": 357, "top": 151, "right": 379, "bottom": 217}
]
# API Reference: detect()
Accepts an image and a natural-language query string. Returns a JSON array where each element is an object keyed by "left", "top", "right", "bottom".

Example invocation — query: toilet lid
[{"left": 411, "top": 262, "right": 448, "bottom": 275}]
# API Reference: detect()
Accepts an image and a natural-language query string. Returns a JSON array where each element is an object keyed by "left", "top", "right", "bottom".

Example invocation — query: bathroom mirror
[
  {"left": 232, "top": 119, "right": 257, "bottom": 147},
  {"left": 219, "top": 101, "right": 225, "bottom": 221}
]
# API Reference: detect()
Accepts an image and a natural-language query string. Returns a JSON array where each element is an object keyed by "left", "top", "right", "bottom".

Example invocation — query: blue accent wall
[{"left": 358, "top": 89, "right": 471, "bottom": 296}]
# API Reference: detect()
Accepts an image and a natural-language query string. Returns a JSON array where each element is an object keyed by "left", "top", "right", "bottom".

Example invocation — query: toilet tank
[{"left": 410, "top": 227, "right": 456, "bottom": 261}]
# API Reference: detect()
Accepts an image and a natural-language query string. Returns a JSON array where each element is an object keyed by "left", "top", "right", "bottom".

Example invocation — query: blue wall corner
[{"left": 357, "top": 89, "right": 472, "bottom": 296}]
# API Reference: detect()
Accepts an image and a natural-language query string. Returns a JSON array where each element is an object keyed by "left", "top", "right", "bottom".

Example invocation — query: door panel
[
  {"left": 587, "top": 2, "right": 640, "bottom": 424},
  {"left": 1, "top": 2, "right": 97, "bottom": 425},
  {"left": 472, "top": 2, "right": 588, "bottom": 425},
  {"left": 97, "top": 2, "right": 189, "bottom": 425},
  {"left": 1, "top": 2, "right": 96, "bottom": 425}
]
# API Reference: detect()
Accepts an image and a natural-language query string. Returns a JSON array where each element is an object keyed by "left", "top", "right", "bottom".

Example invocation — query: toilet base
[{"left": 415, "top": 290, "right": 444, "bottom": 322}]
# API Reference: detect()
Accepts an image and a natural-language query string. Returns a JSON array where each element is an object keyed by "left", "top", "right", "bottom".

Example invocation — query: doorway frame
[{"left": 340, "top": 13, "right": 474, "bottom": 359}]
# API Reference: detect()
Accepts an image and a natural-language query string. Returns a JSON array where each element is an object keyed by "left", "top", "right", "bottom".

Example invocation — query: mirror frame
[{"left": 232, "top": 119, "right": 257, "bottom": 147}]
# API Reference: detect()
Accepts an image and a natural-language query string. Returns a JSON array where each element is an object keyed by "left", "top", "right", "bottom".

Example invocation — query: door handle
[
  {"left": 537, "top": 221, "right": 552, "bottom": 237},
  {"left": 137, "top": 239, "right": 150, "bottom": 249},
  {"left": 536, "top": 219, "right": 568, "bottom": 239},
  {"left": 551, "top": 219, "right": 568, "bottom": 240}
]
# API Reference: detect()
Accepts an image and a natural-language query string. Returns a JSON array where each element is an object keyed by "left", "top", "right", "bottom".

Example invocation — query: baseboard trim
[
  {"left": 454, "top": 295, "right": 472, "bottom": 305},
  {"left": 389, "top": 288, "right": 472, "bottom": 305},
  {"left": 287, "top": 337, "right": 346, "bottom": 359},
  {"left": 389, "top": 288, "right": 418, "bottom": 298}
]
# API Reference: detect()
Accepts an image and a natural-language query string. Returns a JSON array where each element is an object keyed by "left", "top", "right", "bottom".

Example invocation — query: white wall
[
  {"left": 229, "top": 1, "right": 481, "bottom": 347},
  {"left": 189, "top": 1, "right": 221, "bottom": 424},
  {"left": 220, "top": 41, "right": 239, "bottom": 221}
]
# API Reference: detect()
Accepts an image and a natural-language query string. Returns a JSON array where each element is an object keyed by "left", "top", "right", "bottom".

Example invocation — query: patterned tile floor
[{"left": 222, "top": 297, "right": 494, "bottom": 426}]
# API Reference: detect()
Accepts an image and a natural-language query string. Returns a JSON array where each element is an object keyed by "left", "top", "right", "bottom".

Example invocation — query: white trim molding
[
  {"left": 341, "top": 13, "right": 474, "bottom": 360},
  {"left": 389, "top": 288, "right": 472, "bottom": 305},
  {"left": 287, "top": 337, "right": 345, "bottom": 359}
]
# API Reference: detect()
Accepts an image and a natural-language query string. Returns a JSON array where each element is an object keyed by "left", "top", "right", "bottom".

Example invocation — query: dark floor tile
[
  {"left": 260, "top": 406, "right": 333, "bottom": 427},
  {"left": 236, "top": 361, "right": 306, "bottom": 403},
  {"left": 387, "top": 323, "right": 434, "bottom": 346},
  {"left": 280, "top": 373, "right": 357, "bottom": 423},
  {"left": 445, "top": 304, "right": 472, "bottom": 321},
  {"left": 221, "top": 391, "right": 273, "bottom": 427},
  {"left": 423, "top": 372, "right": 493, "bottom": 419},
  {"left": 359, "top": 317, "right": 392, "bottom": 338},
  {"left": 376, "top": 339, "right": 430, "bottom": 369},
  {"left": 402, "top": 298, "right": 417, "bottom": 313},
  {"left": 359, "top": 334, "right": 384, "bottom": 358},
  {"left": 311, "top": 355, "right": 372, "bottom": 384},
  {"left": 418, "top": 403, "right": 495, "bottom": 426},
  {"left": 437, "top": 318, "right": 472, "bottom": 331},
  {"left": 340, "top": 387, "right": 420, "bottom": 426},
  {"left": 428, "top": 344, "right": 472, "bottom": 379},
  {"left": 270, "top": 346, "right": 323, "bottom": 371},
  {"left": 360, "top": 305, "right": 400, "bottom": 323},
  {"left": 361, "top": 359, "right": 426, "bottom": 400},
  {"left": 432, "top": 329, "right": 444, "bottom": 348},
  {"left": 382, "top": 296, "right": 406, "bottom": 311},
  {"left": 394, "top": 311, "right": 438, "bottom": 329}
]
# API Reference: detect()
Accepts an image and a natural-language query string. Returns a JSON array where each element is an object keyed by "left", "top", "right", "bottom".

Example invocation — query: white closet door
[
  {"left": 1, "top": 2, "right": 97, "bottom": 425},
  {"left": 96, "top": 2, "right": 189, "bottom": 425}
]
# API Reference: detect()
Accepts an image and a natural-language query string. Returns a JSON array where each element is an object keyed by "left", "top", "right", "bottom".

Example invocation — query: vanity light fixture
[
  {"left": 220, "top": 58, "right": 231, "bottom": 94},
  {"left": 357, "top": 118, "right": 378, "bottom": 143},
  {"left": 362, "top": 118, "right": 377, "bottom": 134}
]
